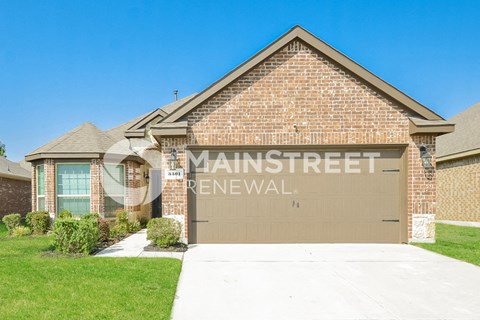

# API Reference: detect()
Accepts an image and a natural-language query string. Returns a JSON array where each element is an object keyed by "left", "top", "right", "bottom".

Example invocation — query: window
[
  {"left": 36, "top": 165, "right": 45, "bottom": 211},
  {"left": 56, "top": 163, "right": 90, "bottom": 215},
  {"left": 103, "top": 164, "right": 125, "bottom": 217}
]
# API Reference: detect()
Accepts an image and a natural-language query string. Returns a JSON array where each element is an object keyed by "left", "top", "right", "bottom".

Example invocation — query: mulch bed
[{"left": 143, "top": 243, "right": 188, "bottom": 252}]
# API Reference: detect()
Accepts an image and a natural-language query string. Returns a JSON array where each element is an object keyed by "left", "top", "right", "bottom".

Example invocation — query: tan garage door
[{"left": 187, "top": 148, "right": 406, "bottom": 244}]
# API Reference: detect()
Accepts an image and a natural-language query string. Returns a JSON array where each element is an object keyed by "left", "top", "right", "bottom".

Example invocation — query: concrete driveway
[{"left": 171, "top": 244, "right": 480, "bottom": 320}]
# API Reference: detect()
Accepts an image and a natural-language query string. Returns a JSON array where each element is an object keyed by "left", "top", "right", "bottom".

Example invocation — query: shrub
[
  {"left": 147, "top": 218, "right": 181, "bottom": 247},
  {"left": 133, "top": 212, "right": 150, "bottom": 228},
  {"left": 11, "top": 226, "right": 31, "bottom": 237},
  {"left": 115, "top": 210, "right": 129, "bottom": 225},
  {"left": 109, "top": 224, "right": 128, "bottom": 239},
  {"left": 98, "top": 219, "right": 110, "bottom": 242},
  {"left": 58, "top": 210, "right": 72, "bottom": 219},
  {"left": 26, "top": 211, "right": 48, "bottom": 226},
  {"left": 82, "top": 212, "right": 100, "bottom": 221},
  {"left": 2, "top": 213, "right": 21, "bottom": 234},
  {"left": 129, "top": 220, "right": 141, "bottom": 233},
  {"left": 29, "top": 212, "right": 50, "bottom": 235},
  {"left": 53, "top": 218, "right": 99, "bottom": 254}
]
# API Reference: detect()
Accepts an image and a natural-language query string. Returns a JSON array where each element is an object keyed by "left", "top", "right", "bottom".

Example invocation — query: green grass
[
  {"left": 414, "top": 223, "right": 480, "bottom": 266},
  {"left": 0, "top": 222, "right": 182, "bottom": 320}
]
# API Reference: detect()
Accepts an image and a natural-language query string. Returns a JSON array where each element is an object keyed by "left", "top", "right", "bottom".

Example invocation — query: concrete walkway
[
  {"left": 437, "top": 220, "right": 480, "bottom": 228},
  {"left": 172, "top": 244, "right": 480, "bottom": 320},
  {"left": 95, "top": 229, "right": 184, "bottom": 259}
]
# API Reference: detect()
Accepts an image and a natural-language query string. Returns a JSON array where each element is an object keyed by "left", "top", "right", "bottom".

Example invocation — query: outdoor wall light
[
  {"left": 143, "top": 171, "right": 150, "bottom": 183},
  {"left": 170, "top": 148, "right": 178, "bottom": 170},
  {"left": 419, "top": 145, "right": 433, "bottom": 168}
]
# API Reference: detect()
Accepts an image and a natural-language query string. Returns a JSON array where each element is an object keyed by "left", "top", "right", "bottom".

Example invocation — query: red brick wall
[
  {"left": 0, "top": 177, "right": 31, "bottom": 217},
  {"left": 437, "top": 155, "right": 480, "bottom": 222},
  {"left": 90, "top": 159, "right": 104, "bottom": 214},
  {"left": 125, "top": 160, "right": 142, "bottom": 213},
  {"left": 161, "top": 40, "right": 438, "bottom": 242},
  {"left": 30, "top": 159, "right": 141, "bottom": 218}
]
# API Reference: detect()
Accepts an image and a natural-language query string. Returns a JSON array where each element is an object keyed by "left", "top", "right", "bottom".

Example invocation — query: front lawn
[
  {"left": 0, "top": 222, "right": 182, "bottom": 320},
  {"left": 414, "top": 223, "right": 480, "bottom": 266}
]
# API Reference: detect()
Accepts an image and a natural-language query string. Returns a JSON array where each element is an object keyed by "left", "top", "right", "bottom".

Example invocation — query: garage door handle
[
  {"left": 192, "top": 220, "right": 209, "bottom": 223},
  {"left": 382, "top": 219, "right": 399, "bottom": 222}
]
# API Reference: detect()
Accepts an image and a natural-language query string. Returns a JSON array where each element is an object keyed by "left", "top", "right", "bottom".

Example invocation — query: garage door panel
[{"left": 188, "top": 148, "right": 404, "bottom": 244}]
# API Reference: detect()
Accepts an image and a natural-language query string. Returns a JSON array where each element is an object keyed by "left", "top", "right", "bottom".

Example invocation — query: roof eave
[
  {"left": 409, "top": 121, "right": 455, "bottom": 135},
  {"left": 437, "top": 148, "right": 480, "bottom": 163},
  {"left": 0, "top": 172, "right": 31, "bottom": 181}
]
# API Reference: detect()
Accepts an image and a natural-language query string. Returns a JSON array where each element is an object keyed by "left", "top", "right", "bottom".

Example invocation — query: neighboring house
[
  {"left": 0, "top": 157, "right": 31, "bottom": 217},
  {"left": 437, "top": 102, "right": 480, "bottom": 222},
  {"left": 26, "top": 26, "right": 454, "bottom": 243}
]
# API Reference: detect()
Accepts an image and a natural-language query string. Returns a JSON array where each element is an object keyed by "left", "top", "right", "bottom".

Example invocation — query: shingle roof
[
  {"left": 0, "top": 156, "right": 31, "bottom": 180},
  {"left": 27, "top": 122, "right": 116, "bottom": 156},
  {"left": 25, "top": 97, "right": 193, "bottom": 161},
  {"left": 437, "top": 102, "right": 480, "bottom": 159}
]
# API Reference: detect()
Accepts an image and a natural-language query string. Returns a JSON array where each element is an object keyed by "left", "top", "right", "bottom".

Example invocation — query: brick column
[
  {"left": 44, "top": 159, "right": 56, "bottom": 218},
  {"left": 125, "top": 161, "right": 142, "bottom": 213},
  {"left": 161, "top": 137, "right": 188, "bottom": 240},
  {"left": 90, "top": 159, "right": 104, "bottom": 215},
  {"left": 31, "top": 162, "right": 37, "bottom": 212},
  {"left": 408, "top": 135, "right": 437, "bottom": 242}
]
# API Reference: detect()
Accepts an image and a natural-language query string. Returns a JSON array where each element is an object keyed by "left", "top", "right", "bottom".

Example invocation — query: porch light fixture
[
  {"left": 170, "top": 148, "right": 178, "bottom": 170},
  {"left": 419, "top": 145, "right": 433, "bottom": 168},
  {"left": 143, "top": 171, "right": 150, "bottom": 183}
]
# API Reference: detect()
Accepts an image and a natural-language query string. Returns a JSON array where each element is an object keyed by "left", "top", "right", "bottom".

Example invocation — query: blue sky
[{"left": 1, "top": 0, "right": 479, "bottom": 161}]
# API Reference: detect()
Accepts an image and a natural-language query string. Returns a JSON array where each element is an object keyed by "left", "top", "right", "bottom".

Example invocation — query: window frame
[
  {"left": 55, "top": 162, "right": 91, "bottom": 215},
  {"left": 36, "top": 164, "right": 45, "bottom": 211}
]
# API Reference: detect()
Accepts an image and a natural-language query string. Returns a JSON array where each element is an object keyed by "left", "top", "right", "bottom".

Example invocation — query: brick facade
[
  {"left": 0, "top": 177, "right": 31, "bottom": 217},
  {"left": 437, "top": 155, "right": 480, "bottom": 222},
  {"left": 30, "top": 159, "right": 142, "bottom": 218},
  {"left": 161, "top": 40, "right": 438, "bottom": 242},
  {"left": 90, "top": 159, "right": 105, "bottom": 214}
]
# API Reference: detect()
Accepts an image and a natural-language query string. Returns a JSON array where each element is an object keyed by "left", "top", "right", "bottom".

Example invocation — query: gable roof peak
[{"left": 158, "top": 25, "right": 444, "bottom": 124}]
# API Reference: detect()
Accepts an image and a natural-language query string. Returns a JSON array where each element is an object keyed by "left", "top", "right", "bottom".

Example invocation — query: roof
[
  {"left": 158, "top": 25, "right": 445, "bottom": 125},
  {"left": 125, "top": 95, "right": 197, "bottom": 137},
  {"left": 408, "top": 117, "right": 454, "bottom": 135},
  {"left": 437, "top": 102, "right": 480, "bottom": 161},
  {"left": 0, "top": 156, "right": 31, "bottom": 181},
  {"left": 26, "top": 122, "right": 116, "bottom": 161},
  {"left": 25, "top": 98, "right": 190, "bottom": 161}
]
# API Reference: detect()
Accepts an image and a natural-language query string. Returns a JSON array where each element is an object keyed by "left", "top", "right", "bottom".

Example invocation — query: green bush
[
  {"left": 29, "top": 212, "right": 50, "bottom": 235},
  {"left": 11, "top": 226, "right": 31, "bottom": 237},
  {"left": 109, "top": 224, "right": 128, "bottom": 239},
  {"left": 58, "top": 210, "right": 72, "bottom": 219},
  {"left": 2, "top": 213, "right": 21, "bottom": 234},
  {"left": 82, "top": 212, "right": 100, "bottom": 221},
  {"left": 115, "top": 210, "right": 129, "bottom": 225},
  {"left": 108, "top": 210, "right": 141, "bottom": 239},
  {"left": 26, "top": 211, "right": 48, "bottom": 226},
  {"left": 98, "top": 219, "right": 110, "bottom": 242},
  {"left": 147, "top": 218, "right": 181, "bottom": 247},
  {"left": 53, "top": 218, "right": 99, "bottom": 254},
  {"left": 133, "top": 212, "right": 150, "bottom": 228}
]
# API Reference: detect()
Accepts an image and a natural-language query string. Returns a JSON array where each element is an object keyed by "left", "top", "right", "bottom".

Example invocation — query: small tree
[{"left": 0, "top": 141, "right": 5, "bottom": 157}]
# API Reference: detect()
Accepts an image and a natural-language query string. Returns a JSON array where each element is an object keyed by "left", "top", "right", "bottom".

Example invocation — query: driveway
[{"left": 172, "top": 244, "right": 480, "bottom": 320}]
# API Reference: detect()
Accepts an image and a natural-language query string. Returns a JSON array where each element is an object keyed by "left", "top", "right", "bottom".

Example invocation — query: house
[
  {"left": 0, "top": 156, "right": 31, "bottom": 217},
  {"left": 437, "top": 102, "right": 480, "bottom": 222},
  {"left": 26, "top": 26, "right": 454, "bottom": 243}
]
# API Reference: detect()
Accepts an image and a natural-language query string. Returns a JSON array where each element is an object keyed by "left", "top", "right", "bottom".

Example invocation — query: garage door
[{"left": 187, "top": 148, "right": 406, "bottom": 244}]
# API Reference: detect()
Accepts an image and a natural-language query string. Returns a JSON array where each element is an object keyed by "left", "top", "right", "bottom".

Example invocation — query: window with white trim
[
  {"left": 56, "top": 163, "right": 90, "bottom": 215},
  {"left": 36, "top": 165, "right": 45, "bottom": 211},
  {"left": 103, "top": 164, "right": 125, "bottom": 217}
]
